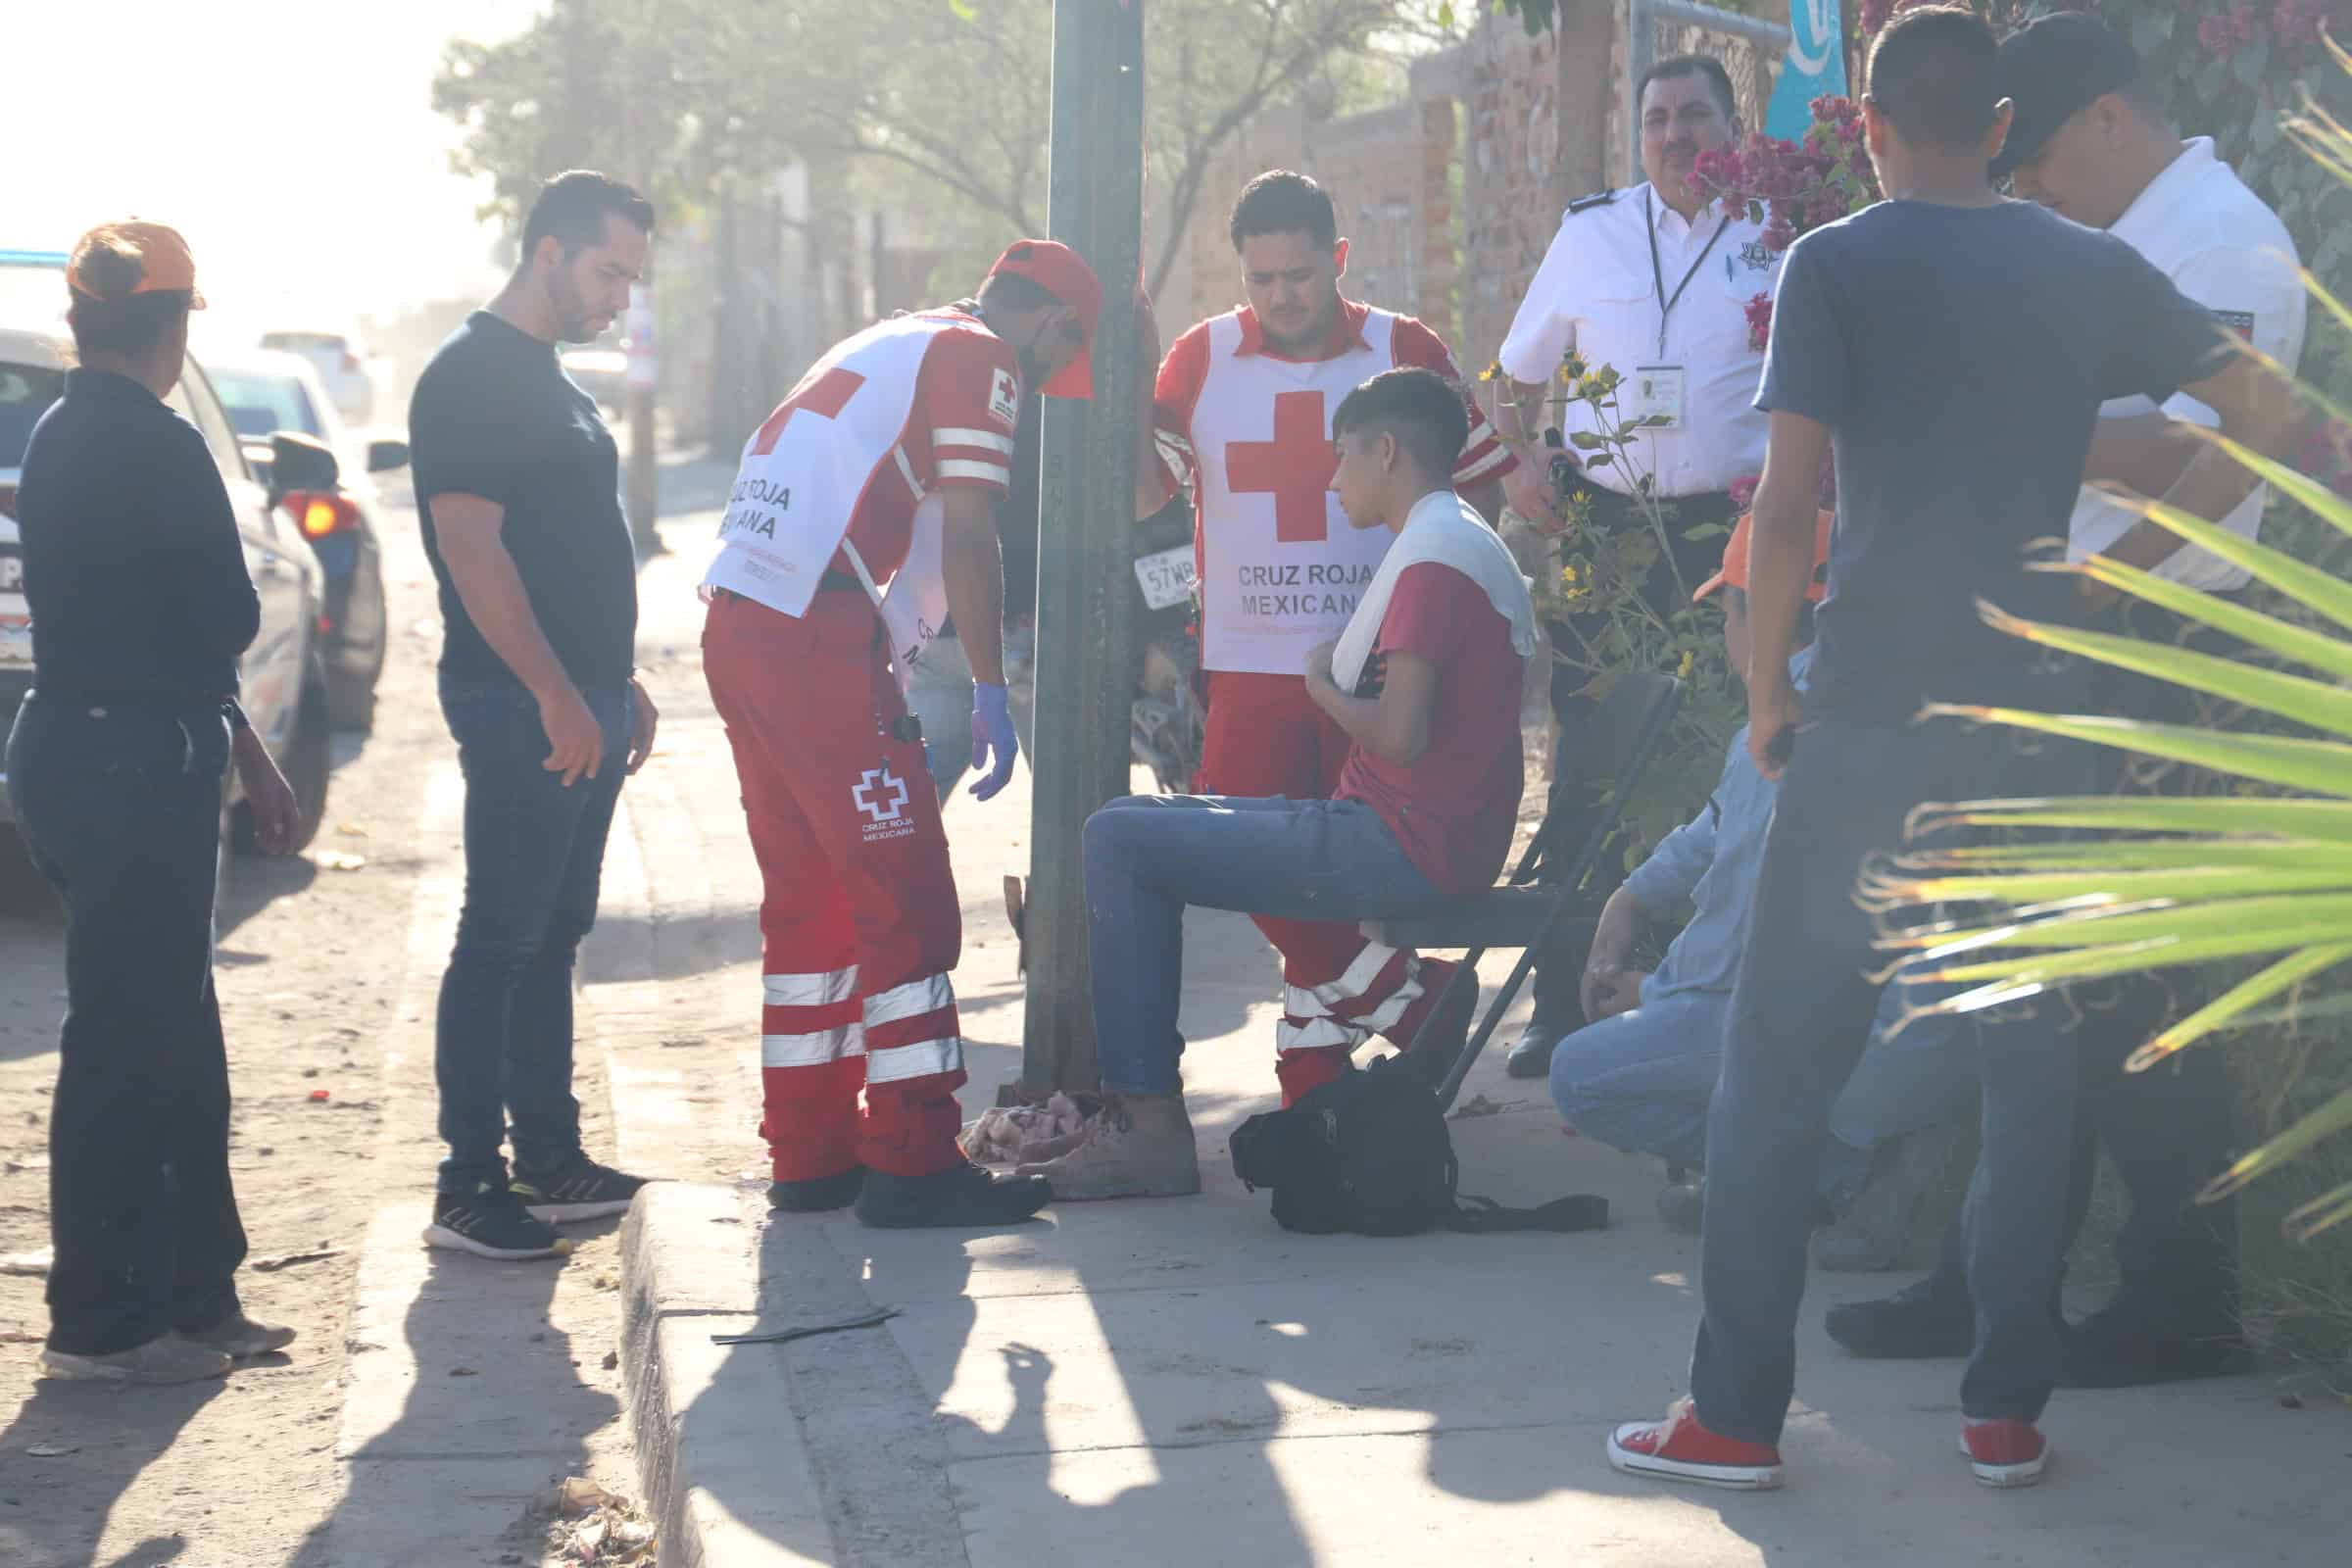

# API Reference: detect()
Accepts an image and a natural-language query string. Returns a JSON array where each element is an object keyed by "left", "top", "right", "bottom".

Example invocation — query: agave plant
[{"left": 1862, "top": 38, "right": 2352, "bottom": 1244}]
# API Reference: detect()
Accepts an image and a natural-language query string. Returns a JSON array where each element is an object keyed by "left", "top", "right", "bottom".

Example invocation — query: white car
[
  {"left": 259, "top": 327, "right": 377, "bottom": 424},
  {"left": 2, "top": 269, "right": 335, "bottom": 862}
]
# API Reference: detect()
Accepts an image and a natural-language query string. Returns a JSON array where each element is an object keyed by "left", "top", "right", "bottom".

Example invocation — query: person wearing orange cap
[
  {"left": 701, "top": 239, "right": 1101, "bottom": 1229},
  {"left": 8, "top": 221, "right": 302, "bottom": 1383},
  {"left": 1544, "top": 511, "right": 1974, "bottom": 1251}
]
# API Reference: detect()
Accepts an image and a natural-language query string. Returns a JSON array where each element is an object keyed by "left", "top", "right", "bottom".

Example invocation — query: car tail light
[
  {"left": 0, "top": 484, "right": 14, "bottom": 518},
  {"left": 285, "top": 490, "right": 361, "bottom": 539}
]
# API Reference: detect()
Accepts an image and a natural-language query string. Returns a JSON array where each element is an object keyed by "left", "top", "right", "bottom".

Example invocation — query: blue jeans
[
  {"left": 434, "top": 678, "right": 631, "bottom": 1192},
  {"left": 7, "top": 693, "right": 245, "bottom": 1354},
  {"left": 1689, "top": 703, "right": 2095, "bottom": 1443},
  {"left": 900, "top": 627, "right": 1037, "bottom": 802},
  {"left": 1083, "top": 794, "right": 1444, "bottom": 1095},
  {"left": 1547, "top": 975, "right": 1979, "bottom": 1205}
]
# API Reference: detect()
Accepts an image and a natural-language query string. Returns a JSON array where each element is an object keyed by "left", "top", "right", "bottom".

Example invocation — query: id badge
[{"left": 1629, "top": 366, "right": 1687, "bottom": 430}]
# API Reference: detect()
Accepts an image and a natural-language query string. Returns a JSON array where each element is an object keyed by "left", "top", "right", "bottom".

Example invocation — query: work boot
[
  {"left": 1824, "top": 1273, "right": 1975, "bottom": 1359},
  {"left": 1810, "top": 1124, "right": 1970, "bottom": 1273},
  {"left": 768, "top": 1166, "right": 864, "bottom": 1213},
  {"left": 1504, "top": 1016, "right": 1562, "bottom": 1079},
  {"left": 40, "top": 1334, "right": 232, "bottom": 1386},
  {"left": 856, "top": 1161, "right": 1052, "bottom": 1229},
  {"left": 182, "top": 1310, "right": 297, "bottom": 1359},
  {"left": 1398, "top": 978, "right": 1479, "bottom": 1093},
  {"left": 1017, "top": 1095, "right": 1202, "bottom": 1200}
]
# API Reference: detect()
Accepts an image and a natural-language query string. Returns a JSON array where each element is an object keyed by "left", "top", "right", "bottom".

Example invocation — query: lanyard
[{"left": 1644, "top": 187, "right": 1731, "bottom": 360}]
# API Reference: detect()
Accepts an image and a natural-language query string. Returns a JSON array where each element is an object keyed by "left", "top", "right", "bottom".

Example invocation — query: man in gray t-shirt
[{"left": 1605, "top": 6, "right": 2288, "bottom": 1494}]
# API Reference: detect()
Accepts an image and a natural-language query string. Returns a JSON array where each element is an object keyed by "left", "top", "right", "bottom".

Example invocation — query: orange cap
[
  {"left": 1692, "top": 510, "right": 1835, "bottom": 603},
  {"left": 984, "top": 238, "right": 1102, "bottom": 399},
  {"left": 68, "top": 220, "right": 206, "bottom": 310}
]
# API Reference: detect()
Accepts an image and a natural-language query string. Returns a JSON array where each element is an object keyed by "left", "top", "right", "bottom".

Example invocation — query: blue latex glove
[{"left": 969, "top": 680, "right": 1018, "bottom": 801}]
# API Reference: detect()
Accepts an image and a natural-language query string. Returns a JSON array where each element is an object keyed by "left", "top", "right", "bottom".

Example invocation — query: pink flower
[
  {"left": 1743, "top": 292, "right": 1774, "bottom": 352},
  {"left": 1728, "top": 475, "right": 1760, "bottom": 512}
]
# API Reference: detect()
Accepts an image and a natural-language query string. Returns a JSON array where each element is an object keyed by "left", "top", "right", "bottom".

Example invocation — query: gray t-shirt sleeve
[
  {"left": 2097, "top": 233, "right": 2235, "bottom": 404},
  {"left": 1753, "top": 233, "right": 1850, "bottom": 424}
]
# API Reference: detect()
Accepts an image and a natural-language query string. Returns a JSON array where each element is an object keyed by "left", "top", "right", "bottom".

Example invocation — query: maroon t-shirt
[{"left": 1335, "top": 562, "right": 1526, "bottom": 898}]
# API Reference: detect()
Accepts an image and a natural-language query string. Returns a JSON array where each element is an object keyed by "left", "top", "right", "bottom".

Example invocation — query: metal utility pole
[{"left": 1020, "top": 0, "right": 1146, "bottom": 1095}]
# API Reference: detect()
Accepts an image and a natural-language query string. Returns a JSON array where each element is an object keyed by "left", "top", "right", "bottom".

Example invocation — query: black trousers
[
  {"left": 5, "top": 694, "right": 246, "bottom": 1355},
  {"left": 1919, "top": 596, "right": 2241, "bottom": 1332},
  {"left": 1529, "top": 488, "right": 1742, "bottom": 1032}
]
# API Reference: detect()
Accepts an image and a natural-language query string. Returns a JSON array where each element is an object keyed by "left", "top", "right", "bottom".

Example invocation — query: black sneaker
[
  {"left": 2057, "top": 1306, "right": 2252, "bottom": 1389},
  {"left": 856, "top": 1161, "right": 1052, "bottom": 1230},
  {"left": 425, "top": 1183, "right": 572, "bottom": 1260},
  {"left": 511, "top": 1157, "right": 650, "bottom": 1222},
  {"left": 1824, "top": 1274, "right": 1974, "bottom": 1359},
  {"left": 769, "top": 1167, "right": 865, "bottom": 1213}
]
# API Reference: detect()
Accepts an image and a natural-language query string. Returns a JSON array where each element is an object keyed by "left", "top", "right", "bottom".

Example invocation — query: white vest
[
  {"left": 1192, "top": 310, "right": 1401, "bottom": 674},
  {"left": 701, "top": 313, "right": 979, "bottom": 686}
]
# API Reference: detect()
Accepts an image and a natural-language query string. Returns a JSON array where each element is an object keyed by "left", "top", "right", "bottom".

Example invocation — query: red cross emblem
[
  {"left": 751, "top": 367, "right": 866, "bottom": 456},
  {"left": 1224, "top": 390, "right": 1336, "bottom": 543}
]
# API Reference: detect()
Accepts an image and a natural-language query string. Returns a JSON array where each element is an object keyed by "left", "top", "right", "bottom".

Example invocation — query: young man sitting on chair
[
  {"left": 1547, "top": 514, "right": 1979, "bottom": 1263},
  {"left": 1022, "top": 367, "right": 1539, "bottom": 1200}
]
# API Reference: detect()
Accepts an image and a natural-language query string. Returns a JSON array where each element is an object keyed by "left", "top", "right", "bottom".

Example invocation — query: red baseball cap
[
  {"left": 1692, "top": 510, "right": 1835, "bottom": 603},
  {"left": 985, "top": 238, "right": 1102, "bottom": 399}
]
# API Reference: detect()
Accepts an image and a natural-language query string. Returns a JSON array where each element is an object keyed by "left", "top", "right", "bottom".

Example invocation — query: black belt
[
  {"left": 714, "top": 571, "right": 864, "bottom": 603},
  {"left": 29, "top": 687, "right": 232, "bottom": 715}
]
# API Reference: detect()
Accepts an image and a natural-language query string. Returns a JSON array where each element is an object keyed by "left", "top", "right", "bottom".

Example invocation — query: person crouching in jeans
[{"left": 1020, "top": 367, "right": 1537, "bottom": 1200}]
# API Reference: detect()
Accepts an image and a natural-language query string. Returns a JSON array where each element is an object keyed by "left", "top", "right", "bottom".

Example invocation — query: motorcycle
[{"left": 1129, "top": 495, "right": 1205, "bottom": 795}]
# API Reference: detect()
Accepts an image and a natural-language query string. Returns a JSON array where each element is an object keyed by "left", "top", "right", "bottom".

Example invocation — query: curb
[{"left": 619, "top": 1182, "right": 835, "bottom": 1567}]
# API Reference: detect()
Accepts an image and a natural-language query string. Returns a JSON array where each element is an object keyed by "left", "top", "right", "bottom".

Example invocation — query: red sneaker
[
  {"left": 1960, "top": 1418, "right": 2049, "bottom": 1488},
  {"left": 1607, "top": 1398, "right": 1785, "bottom": 1490}
]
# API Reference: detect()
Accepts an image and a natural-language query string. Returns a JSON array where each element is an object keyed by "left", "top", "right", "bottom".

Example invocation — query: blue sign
[{"left": 1766, "top": 0, "right": 1847, "bottom": 140}]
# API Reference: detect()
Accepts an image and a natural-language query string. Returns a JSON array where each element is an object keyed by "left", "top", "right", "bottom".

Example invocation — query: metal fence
[{"left": 1627, "top": 0, "right": 1792, "bottom": 184}]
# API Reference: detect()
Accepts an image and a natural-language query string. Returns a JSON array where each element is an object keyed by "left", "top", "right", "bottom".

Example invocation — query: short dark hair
[
  {"left": 1332, "top": 368, "right": 1469, "bottom": 479},
  {"left": 64, "top": 232, "right": 189, "bottom": 359},
  {"left": 1229, "top": 170, "right": 1337, "bottom": 252},
  {"left": 1639, "top": 54, "right": 1738, "bottom": 122},
  {"left": 520, "top": 170, "right": 655, "bottom": 262},
  {"left": 977, "top": 270, "right": 1057, "bottom": 315},
  {"left": 1867, "top": 5, "right": 2001, "bottom": 151}
]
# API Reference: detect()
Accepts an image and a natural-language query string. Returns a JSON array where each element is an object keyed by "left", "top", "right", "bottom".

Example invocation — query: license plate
[{"left": 1134, "top": 545, "right": 1196, "bottom": 612}]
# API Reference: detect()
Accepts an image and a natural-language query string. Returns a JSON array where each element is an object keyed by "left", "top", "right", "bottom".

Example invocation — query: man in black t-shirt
[
  {"left": 1606, "top": 9, "right": 2287, "bottom": 1493},
  {"left": 409, "top": 171, "right": 662, "bottom": 1262}
]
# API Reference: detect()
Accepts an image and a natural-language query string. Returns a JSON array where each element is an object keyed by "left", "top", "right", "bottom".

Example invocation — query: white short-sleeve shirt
[
  {"left": 2068, "top": 138, "right": 2306, "bottom": 589},
  {"left": 1497, "top": 182, "right": 1782, "bottom": 498}
]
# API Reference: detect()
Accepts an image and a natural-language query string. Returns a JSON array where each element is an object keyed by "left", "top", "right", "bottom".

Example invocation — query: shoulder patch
[
  {"left": 1565, "top": 189, "right": 1617, "bottom": 216},
  {"left": 988, "top": 367, "right": 1020, "bottom": 426},
  {"left": 2215, "top": 310, "right": 2256, "bottom": 341}
]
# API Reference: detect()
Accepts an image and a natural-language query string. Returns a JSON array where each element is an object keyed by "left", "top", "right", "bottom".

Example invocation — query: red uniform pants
[
  {"left": 1198, "top": 669, "right": 1454, "bottom": 1104},
  {"left": 704, "top": 590, "right": 967, "bottom": 1182}
]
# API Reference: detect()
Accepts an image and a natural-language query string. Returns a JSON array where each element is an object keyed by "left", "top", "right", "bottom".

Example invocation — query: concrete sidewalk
[{"left": 611, "top": 532, "right": 2341, "bottom": 1566}]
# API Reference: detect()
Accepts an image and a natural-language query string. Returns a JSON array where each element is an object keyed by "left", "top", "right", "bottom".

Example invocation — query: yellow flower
[
  {"left": 1676, "top": 650, "right": 1695, "bottom": 679},
  {"left": 1479, "top": 361, "right": 1501, "bottom": 383}
]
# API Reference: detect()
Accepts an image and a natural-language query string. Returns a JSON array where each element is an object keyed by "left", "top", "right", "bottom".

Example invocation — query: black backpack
[{"left": 1229, "top": 1055, "right": 1608, "bottom": 1238}]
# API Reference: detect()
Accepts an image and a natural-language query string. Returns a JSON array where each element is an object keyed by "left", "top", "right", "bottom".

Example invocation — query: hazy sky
[{"left": 14, "top": 0, "right": 542, "bottom": 342}]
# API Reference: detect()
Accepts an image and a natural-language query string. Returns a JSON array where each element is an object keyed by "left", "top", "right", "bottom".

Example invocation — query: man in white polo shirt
[
  {"left": 1492, "top": 52, "right": 1782, "bottom": 1079},
  {"left": 1828, "top": 12, "right": 2305, "bottom": 1390}
]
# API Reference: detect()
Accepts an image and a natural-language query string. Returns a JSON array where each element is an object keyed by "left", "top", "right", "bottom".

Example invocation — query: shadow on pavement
[{"left": 0, "top": 1375, "right": 226, "bottom": 1568}]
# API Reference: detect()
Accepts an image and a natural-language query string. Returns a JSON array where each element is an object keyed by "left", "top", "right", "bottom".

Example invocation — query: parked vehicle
[
  {"left": 258, "top": 327, "right": 377, "bottom": 423},
  {"left": 1131, "top": 497, "right": 1204, "bottom": 795},
  {"left": 203, "top": 347, "right": 405, "bottom": 727},
  {"left": 3, "top": 268, "right": 335, "bottom": 872}
]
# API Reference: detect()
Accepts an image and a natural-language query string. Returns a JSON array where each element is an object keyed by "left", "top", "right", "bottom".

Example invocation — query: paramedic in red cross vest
[
  {"left": 702, "top": 240, "right": 1102, "bottom": 1230},
  {"left": 1137, "top": 171, "right": 1518, "bottom": 1106}
]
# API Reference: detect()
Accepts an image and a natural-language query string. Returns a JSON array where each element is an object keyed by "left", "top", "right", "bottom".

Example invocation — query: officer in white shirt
[
  {"left": 1828, "top": 13, "right": 2306, "bottom": 1391},
  {"left": 1492, "top": 53, "right": 1782, "bottom": 1077}
]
